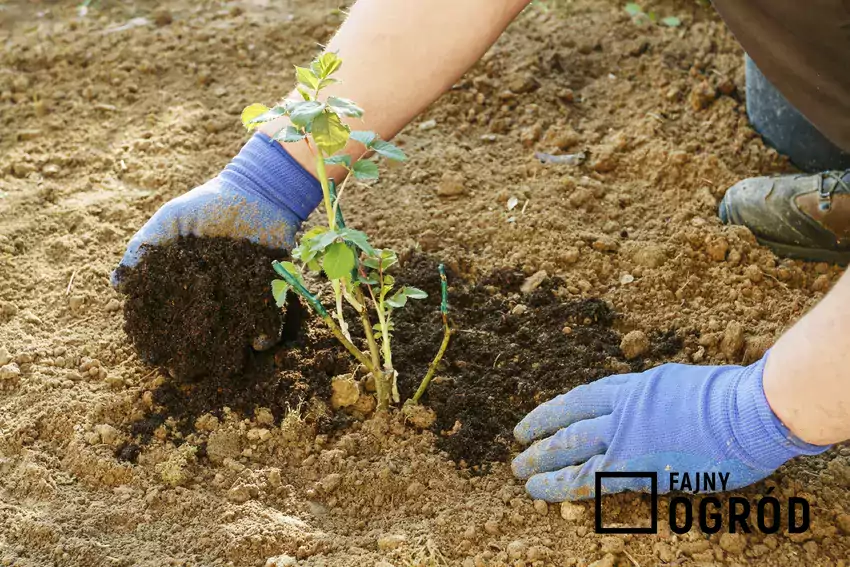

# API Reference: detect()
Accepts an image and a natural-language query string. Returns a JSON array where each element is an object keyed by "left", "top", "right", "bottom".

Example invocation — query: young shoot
[{"left": 241, "top": 52, "right": 451, "bottom": 410}]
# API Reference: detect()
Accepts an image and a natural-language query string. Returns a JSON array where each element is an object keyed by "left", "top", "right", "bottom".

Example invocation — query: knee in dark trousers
[{"left": 745, "top": 55, "right": 850, "bottom": 173}]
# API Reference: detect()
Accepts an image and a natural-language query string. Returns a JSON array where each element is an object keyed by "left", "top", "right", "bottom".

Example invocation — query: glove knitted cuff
[{"left": 220, "top": 132, "right": 323, "bottom": 222}]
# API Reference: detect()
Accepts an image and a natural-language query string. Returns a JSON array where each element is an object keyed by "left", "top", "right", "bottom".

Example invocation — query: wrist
[
  {"left": 220, "top": 133, "right": 323, "bottom": 223},
  {"left": 731, "top": 356, "right": 829, "bottom": 470}
]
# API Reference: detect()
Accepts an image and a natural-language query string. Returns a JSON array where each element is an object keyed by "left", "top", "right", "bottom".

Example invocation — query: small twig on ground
[
  {"left": 624, "top": 549, "right": 641, "bottom": 567},
  {"left": 65, "top": 269, "right": 79, "bottom": 295}
]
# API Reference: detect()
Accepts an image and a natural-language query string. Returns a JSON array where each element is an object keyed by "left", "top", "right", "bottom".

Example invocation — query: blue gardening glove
[
  {"left": 512, "top": 355, "right": 829, "bottom": 502},
  {"left": 115, "top": 132, "right": 322, "bottom": 279}
]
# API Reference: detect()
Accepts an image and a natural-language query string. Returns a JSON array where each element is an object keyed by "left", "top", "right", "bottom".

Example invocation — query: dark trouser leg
[{"left": 745, "top": 55, "right": 850, "bottom": 173}]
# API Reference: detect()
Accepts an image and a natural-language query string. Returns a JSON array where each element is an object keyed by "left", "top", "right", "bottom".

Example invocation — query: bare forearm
[
  {"left": 764, "top": 270, "right": 850, "bottom": 445},
  {"left": 260, "top": 0, "right": 531, "bottom": 180}
]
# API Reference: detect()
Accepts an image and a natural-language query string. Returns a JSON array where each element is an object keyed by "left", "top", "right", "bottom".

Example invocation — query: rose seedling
[{"left": 241, "top": 53, "right": 450, "bottom": 410}]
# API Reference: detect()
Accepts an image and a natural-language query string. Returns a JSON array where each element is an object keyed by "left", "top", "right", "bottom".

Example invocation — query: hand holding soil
[{"left": 114, "top": 133, "right": 322, "bottom": 274}]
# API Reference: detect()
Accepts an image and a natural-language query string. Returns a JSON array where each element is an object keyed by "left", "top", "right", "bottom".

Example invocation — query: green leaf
[
  {"left": 307, "top": 259, "right": 321, "bottom": 272},
  {"left": 291, "top": 242, "right": 314, "bottom": 263},
  {"left": 324, "top": 154, "right": 352, "bottom": 168},
  {"left": 661, "top": 15, "right": 681, "bottom": 27},
  {"left": 403, "top": 286, "right": 428, "bottom": 300},
  {"left": 289, "top": 101, "right": 325, "bottom": 128},
  {"left": 338, "top": 228, "right": 376, "bottom": 255},
  {"left": 295, "top": 66, "right": 319, "bottom": 90},
  {"left": 313, "top": 112, "right": 350, "bottom": 155},
  {"left": 245, "top": 106, "right": 288, "bottom": 129},
  {"left": 624, "top": 3, "right": 642, "bottom": 16},
  {"left": 241, "top": 103, "right": 270, "bottom": 130},
  {"left": 322, "top": 242, "right": 356, "bottom": 280},
  {"left": 349, "top": 130, "right": 377, "bottom": 148},
  {"left": 371, "top": 140, "right": 407, "bottom": 161},
  {"left": 380, "top": 249, "right": 398, "bottom": 270},
  {"left": 312, "top": 52, "right": 342, "bottom": 78},
  {"left": 273, "top": 125, "right": 306, "bottom": 143},
  {"left": 327, "top": 96, "right": 364, "bottom": 118},
  {"left": 362, "top": 257, "right": 380, "bottom": 270},
  {"left": 311, "top": 229, "right": 340, "bottom": 252},
  {"left": 386, "top": 291, "right": 408, "bottom": 309},
  {"left": 296, "top": 86, "right": 313, "bottom": 101},
  {"left": 358, "top": 273, "right": 379, "bottom": 285},
  {"left": 302, "top": 226, "right": 329, "bottom": 240},
  {"left": 352, "top": 159, "right": 379, "bottom": 180},
  {"left": 318, "top": 77, "right": 339, "bottom": 90},
  {"left": 271, "top": 279, "right": 289, "bottom": 308}
]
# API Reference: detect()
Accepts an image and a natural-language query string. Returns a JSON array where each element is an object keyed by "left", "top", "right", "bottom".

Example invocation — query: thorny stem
[{"left": 412, "top": 264, "right": 452, "bottom": 404}]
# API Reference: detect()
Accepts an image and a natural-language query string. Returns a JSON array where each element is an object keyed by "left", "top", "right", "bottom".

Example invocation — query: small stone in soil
[
  {"left": 437, "top": 172, "right": 466, "bottom": 197},
  {"left": 94, "top": 424, "right": 120, "bottom": 446},
  {"left": 560, "top": 501, "right": 584, "bottom": 521},
  {"left": 264, "top": 555, "right": 297, "bottom": 567},
  {"left": 533, "top": 499, "right": 549, "bottom": 516},
  {"left": 507, "top": 540, "right": 527, "bottom": 560},
  {"left": 0, "top": 363, "right": 20, "bottom": 381},
  {"left": 620, "top": 330, "right": 649, "bottom": 360},
  {"left": 520, "top": 270, "right": 547, "bottom": 293},
  {"left": 330, "top": 375, "right": 360, "bottom": 409},
  {"left": 319, "top": 473, "right": 342, "bottom": 493}
]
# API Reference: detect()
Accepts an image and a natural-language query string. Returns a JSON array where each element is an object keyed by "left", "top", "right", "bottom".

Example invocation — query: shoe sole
[{"left": 754, "top": 236, "right": 850, "bottom": 266}]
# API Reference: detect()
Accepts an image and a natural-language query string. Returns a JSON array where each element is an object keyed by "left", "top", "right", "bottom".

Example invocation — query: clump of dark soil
[
  {"left": 121, "top": 245, "right": 680, "bottom": 468},
  {"left": 117, "top": 236, "right": 355, "bottom": 449},
  {"left": 119, "top": 236, "right": 292, "bottom": 381},
  {"left": 391, "top": 255, "right": 681, "bottom": 468}
]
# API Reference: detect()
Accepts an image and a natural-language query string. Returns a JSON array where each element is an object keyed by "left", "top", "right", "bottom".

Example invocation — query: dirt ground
[{"left": 2, "top": 0, "right": 850, "bottom": 566}]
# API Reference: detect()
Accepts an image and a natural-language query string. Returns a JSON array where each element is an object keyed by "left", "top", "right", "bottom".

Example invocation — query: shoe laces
[{"left": 817, "top": 169, "right": 850, "bottom": 211}]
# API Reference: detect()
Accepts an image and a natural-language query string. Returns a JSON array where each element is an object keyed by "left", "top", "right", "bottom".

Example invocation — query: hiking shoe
[{"left": 719, "top": 170, "right": 850, "bottom": 264}]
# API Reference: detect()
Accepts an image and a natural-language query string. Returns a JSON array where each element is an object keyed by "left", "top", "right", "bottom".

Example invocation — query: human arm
[{"left": 117, "top": 0, "right": 532, "bottom": 272}]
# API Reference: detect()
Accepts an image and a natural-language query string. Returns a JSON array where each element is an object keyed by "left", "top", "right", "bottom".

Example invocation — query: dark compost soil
[
  {"left": 392, "top": 254, "right": 681, "bottom": 468},
  {"left": 119, "top": 239, "right": 681, "bottom": 468}
]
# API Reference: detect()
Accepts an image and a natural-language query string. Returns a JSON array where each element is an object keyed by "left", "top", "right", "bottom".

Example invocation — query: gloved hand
[
  {"left": 512, "top": 355, "right": 829, "bottom": 502},
  {"left": 114, "top": 132, "right": 322, "bottom": 279}
]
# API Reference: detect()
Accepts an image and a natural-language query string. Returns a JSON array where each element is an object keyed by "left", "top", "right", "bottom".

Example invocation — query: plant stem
[
  {"left": 331, "top": 173, "right": 351, "bottom": 230},
  {"left": 323, "top": 314, "right": 375, "bottom": 371},
  {"left": 315, "top": 151, "right": 335, "bottom": 230},
  {"left": 316, "top": 155, "right": 350, "bottom": 340},
  {"left": 411, "top": 264, "right": 451, "bottom": 404},
  {"left": 355, "top": 286, "right": 388, "bottom": 408},
  {"left": 332, "top": 279, "right": 350, "bottom": 340},
  {"left": 272, "top": 261, "right": 374, "bottom": 371}
]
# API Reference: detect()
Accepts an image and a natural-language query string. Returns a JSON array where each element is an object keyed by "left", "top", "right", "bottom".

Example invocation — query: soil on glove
[
  {"left": 119, "top": 236, "right": 292, "bottom": 382},
  {"left": 4, "top": 0, "right": 850, "bottom": 566}
]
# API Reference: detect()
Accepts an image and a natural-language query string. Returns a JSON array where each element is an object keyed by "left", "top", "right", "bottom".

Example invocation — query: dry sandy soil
[{"left": 2, "top": 0, "right": 850, "bottom": 566}]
